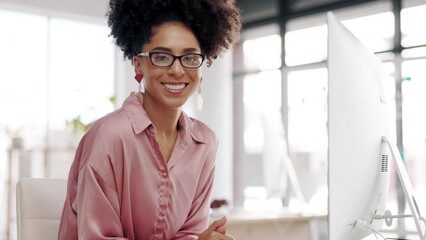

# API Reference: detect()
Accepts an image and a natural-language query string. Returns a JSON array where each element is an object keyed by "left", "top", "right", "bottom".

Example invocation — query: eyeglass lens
[{"left": 150, "top": 52, "right": 203, "bottom": 68}]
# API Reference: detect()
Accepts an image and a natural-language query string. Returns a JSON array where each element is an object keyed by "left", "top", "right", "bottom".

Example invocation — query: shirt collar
[{"left": 122, "top": 92, "right": 206, "bottom": 144}]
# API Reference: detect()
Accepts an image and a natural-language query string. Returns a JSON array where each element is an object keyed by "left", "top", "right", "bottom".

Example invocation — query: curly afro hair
[{"left": 107, "top": 0, "right": 242, "bottom": 66}]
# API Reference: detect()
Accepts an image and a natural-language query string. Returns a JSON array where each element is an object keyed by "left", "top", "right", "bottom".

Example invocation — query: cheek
[
  {"left": 191, "top": 70, "right": 202, "bottom": 83},
  {"left": 142, "top": 67, "right": 161, "bottom": 82}
]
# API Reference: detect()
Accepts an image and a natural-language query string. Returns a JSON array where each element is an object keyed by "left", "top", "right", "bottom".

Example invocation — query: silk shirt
[{"left": 58, "top": 92, "right": 218, "bottom": 240}]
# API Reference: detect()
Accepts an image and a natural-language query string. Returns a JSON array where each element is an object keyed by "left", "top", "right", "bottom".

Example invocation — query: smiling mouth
[{"left": 162, "top": 83, "right": 188, "bottom": 90}]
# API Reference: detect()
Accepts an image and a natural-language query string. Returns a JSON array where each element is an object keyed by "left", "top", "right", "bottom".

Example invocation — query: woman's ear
[{"left": 133, "top": 55, "right": 142, "bottom": 74}]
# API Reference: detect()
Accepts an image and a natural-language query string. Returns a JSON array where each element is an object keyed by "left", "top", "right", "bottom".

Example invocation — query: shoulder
[
  {"left": 71, "top": 107, "right": 137, "bottom": 175},
  {"left": 87, "top": 108, "right": 133, "bottom": 140},
  {"left": 78, "top": 108, "right": 134, "bottom": 161}
]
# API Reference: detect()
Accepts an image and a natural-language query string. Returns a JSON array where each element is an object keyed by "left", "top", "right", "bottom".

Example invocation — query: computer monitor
[
  {"left": 327, "top": 11, "right": 426, "bottom": 240},
  {"left": 327, "top": 11, "right": 390, "bottom": 240}
]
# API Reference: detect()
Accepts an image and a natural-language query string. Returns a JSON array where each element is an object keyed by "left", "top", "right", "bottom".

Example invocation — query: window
[
  {"left": 341, "top": 12, "right": 394, "bottom": 53},
  {"left": 0, "top": 10, "right": 48, "bottom": 138},
  {"left": 48, "top": 18, "right": 114, "bottom": 132},
  {"left": 234, "top": 24, "right": 285, "bottom": 210},
  {"left": 0, "top": 10, "right": 49, "bottom": 239},
  {"left": 287, "top": 68, "right": 327, "bottom": 153},
  {"left": 243, "top": 35, "right": 281, "bottom": 70},
  {"left": 401, "top": 3, "right": 426, "bottom": 47},
  {"left": 401, "top": 58, "right": 426, "bottom": 215},
  {"left": 285, "top": 25, "right": 327, "bottom": 66},
  {"left": 399, "top": 2, "right": 426, "bottom": 231},
  {"left": 285, "top": 7, "right": 396, "bottom": 212},
  {"left": 235, "top": 3, "right": 400, "bottom": 215},
  {"left": 0, "top": 9, "right": 114, "bottom": 239}
]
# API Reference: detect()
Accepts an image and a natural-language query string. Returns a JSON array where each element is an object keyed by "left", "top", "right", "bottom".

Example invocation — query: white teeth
[{"left": 163, "top": 83, "right": 186, "bottom": 90}]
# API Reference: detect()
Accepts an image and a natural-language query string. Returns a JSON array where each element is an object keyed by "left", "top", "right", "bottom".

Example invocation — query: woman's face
[{"left": 134, "top": 22, "right": 202, "bottom": 110}]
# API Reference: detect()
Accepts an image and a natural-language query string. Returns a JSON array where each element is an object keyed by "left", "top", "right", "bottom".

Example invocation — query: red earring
[{"left": 135, "top": 74, "right": 143, "bottom": 92}]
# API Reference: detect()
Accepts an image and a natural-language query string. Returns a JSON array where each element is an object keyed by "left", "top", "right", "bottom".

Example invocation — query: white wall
[
  {"left": 186, "top": 53, "right": 234, "bottom": 204},
  {"left": 114, "top": 50, "right": 138, "bottom": 105}
]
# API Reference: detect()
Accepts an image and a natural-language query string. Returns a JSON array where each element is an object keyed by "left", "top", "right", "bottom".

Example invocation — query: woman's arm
[{"left": 75, "top": 164, "right": 128, "bottom": 239}]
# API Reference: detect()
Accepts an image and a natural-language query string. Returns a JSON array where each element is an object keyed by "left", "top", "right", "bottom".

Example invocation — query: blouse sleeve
[{"left": 75, "top": 163, "right": 128, "bottom": 240}]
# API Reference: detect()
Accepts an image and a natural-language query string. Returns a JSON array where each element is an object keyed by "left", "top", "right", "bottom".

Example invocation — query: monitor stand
[{"left": 372, "top": 137, "right": 426, "bottom": 240}]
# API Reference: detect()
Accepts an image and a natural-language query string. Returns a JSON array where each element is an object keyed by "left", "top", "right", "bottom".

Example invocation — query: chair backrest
[{"left": 16, "top": 178, "right": 67, "bottom": 240}]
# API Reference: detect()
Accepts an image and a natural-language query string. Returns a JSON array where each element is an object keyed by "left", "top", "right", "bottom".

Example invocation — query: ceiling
[{"left": 236, "top": 0, "right": 381, "bottom": 25}]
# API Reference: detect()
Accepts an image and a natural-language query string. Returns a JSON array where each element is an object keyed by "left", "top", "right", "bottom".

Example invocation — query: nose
[{"left": 168, "top": 58, "right": 185, "bottom": 77}]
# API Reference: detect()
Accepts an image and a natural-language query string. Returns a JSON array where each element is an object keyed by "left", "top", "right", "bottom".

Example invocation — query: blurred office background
[{"left": 1, "top": 0, "right": 426, "bottom": 239}]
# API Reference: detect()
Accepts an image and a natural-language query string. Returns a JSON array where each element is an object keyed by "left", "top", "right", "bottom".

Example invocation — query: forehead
[{"left": 145, "top": 22, "right": 201, "bottom": 53}]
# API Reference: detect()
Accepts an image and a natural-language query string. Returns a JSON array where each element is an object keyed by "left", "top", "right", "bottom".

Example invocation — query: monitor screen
[{"left": 327, "top": 11, "right": 391, "bottom": 240}]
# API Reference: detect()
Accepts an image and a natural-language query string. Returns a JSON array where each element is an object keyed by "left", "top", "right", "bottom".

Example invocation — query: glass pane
[
  {"left": 287, "top": 68, "right": 328, "bottom": 152},
  {"left": 341, "top": 12, "right": 394, "bottom": 53},
  {"left": 285, "top": 25, "right": 327, "bottom": 66},
  {"left": 240, "top": 24, "right": 281, "bottom": 71},
  {"left": 243, "top": 35, "right": 281, "bottom": 71},
  {"left": 401, "top": 4, "right": 426, "bottom": 47},
  {"left": 401, "top": 59, "right": 426, "bottom": 183},
  {"left": 0, "top": 9, "right": 48, "bottom": 240},
  {"left": 285, "top": 11, "right": 393, "bottom": 66},
  {"left": 48, "top": 18, "right": 115, "bottom": 131},
  {"left": 243, "top": 70, "right": 284, "bottom": 210},
  {"left": 402, "top": 59, "right": 426, "bottom": 153},
  {"left": 244, "top": 70, "right": 282, "bottom": 153},
  {"left": 401, "top": 59, "right": 426, "bottom": 231},
  {"left": 287, "top": 68, "right": 328, "bottom": 212},
  {"left": 0, "top": 10, "right": 48, "bottom": 139},
  {"left": 0, "top": 10, "right": 116, "bottom": 238}
]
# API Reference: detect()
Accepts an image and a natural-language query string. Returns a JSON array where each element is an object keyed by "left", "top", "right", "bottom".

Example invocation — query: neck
[{"left": 138, "top": 92, "right": 181, "bottom": 136}]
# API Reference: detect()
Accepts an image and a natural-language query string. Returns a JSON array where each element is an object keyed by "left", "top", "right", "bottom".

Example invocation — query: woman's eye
[
  {"left": 154, "top": 54, "right": 171, "bottom": 62},
  {"left": 183, "top": 56, "right": 197, "bottom": 63}
]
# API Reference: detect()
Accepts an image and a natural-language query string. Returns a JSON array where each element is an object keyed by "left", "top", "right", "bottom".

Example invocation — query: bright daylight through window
[{"left": 0, "top": 9, "right": 114, "bottom": 239}]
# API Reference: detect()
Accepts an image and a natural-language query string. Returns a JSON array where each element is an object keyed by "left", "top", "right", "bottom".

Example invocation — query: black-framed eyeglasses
[{"left": 137, "top": 52, "right": 205, "bottom": 69}]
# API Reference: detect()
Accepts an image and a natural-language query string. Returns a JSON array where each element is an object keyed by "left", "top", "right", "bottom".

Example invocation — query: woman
[{"left": 58, "top": 0, "right": 241, "bottom": 239}]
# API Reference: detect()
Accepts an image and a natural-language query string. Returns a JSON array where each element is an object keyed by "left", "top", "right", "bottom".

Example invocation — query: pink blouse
[{"left": 58, "top": 93, "right": 218, "bottom": 240}]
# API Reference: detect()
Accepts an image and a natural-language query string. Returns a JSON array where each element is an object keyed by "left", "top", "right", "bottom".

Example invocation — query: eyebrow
[{"left": 150, "top": 47, "right": 201, "bottom": 54}]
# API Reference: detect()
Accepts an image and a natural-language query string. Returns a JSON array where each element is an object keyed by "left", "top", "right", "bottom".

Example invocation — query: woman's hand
[{"left": 198, "top": 216, "right": 234, "bottom": 240}]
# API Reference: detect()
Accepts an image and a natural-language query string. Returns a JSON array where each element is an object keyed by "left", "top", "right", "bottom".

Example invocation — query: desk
[
  {"left": 362, "top": 233, "right": 421, "bottom": 240},
  {"left": 211, "top": 209, "right": 327, "bottom": 240}
]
